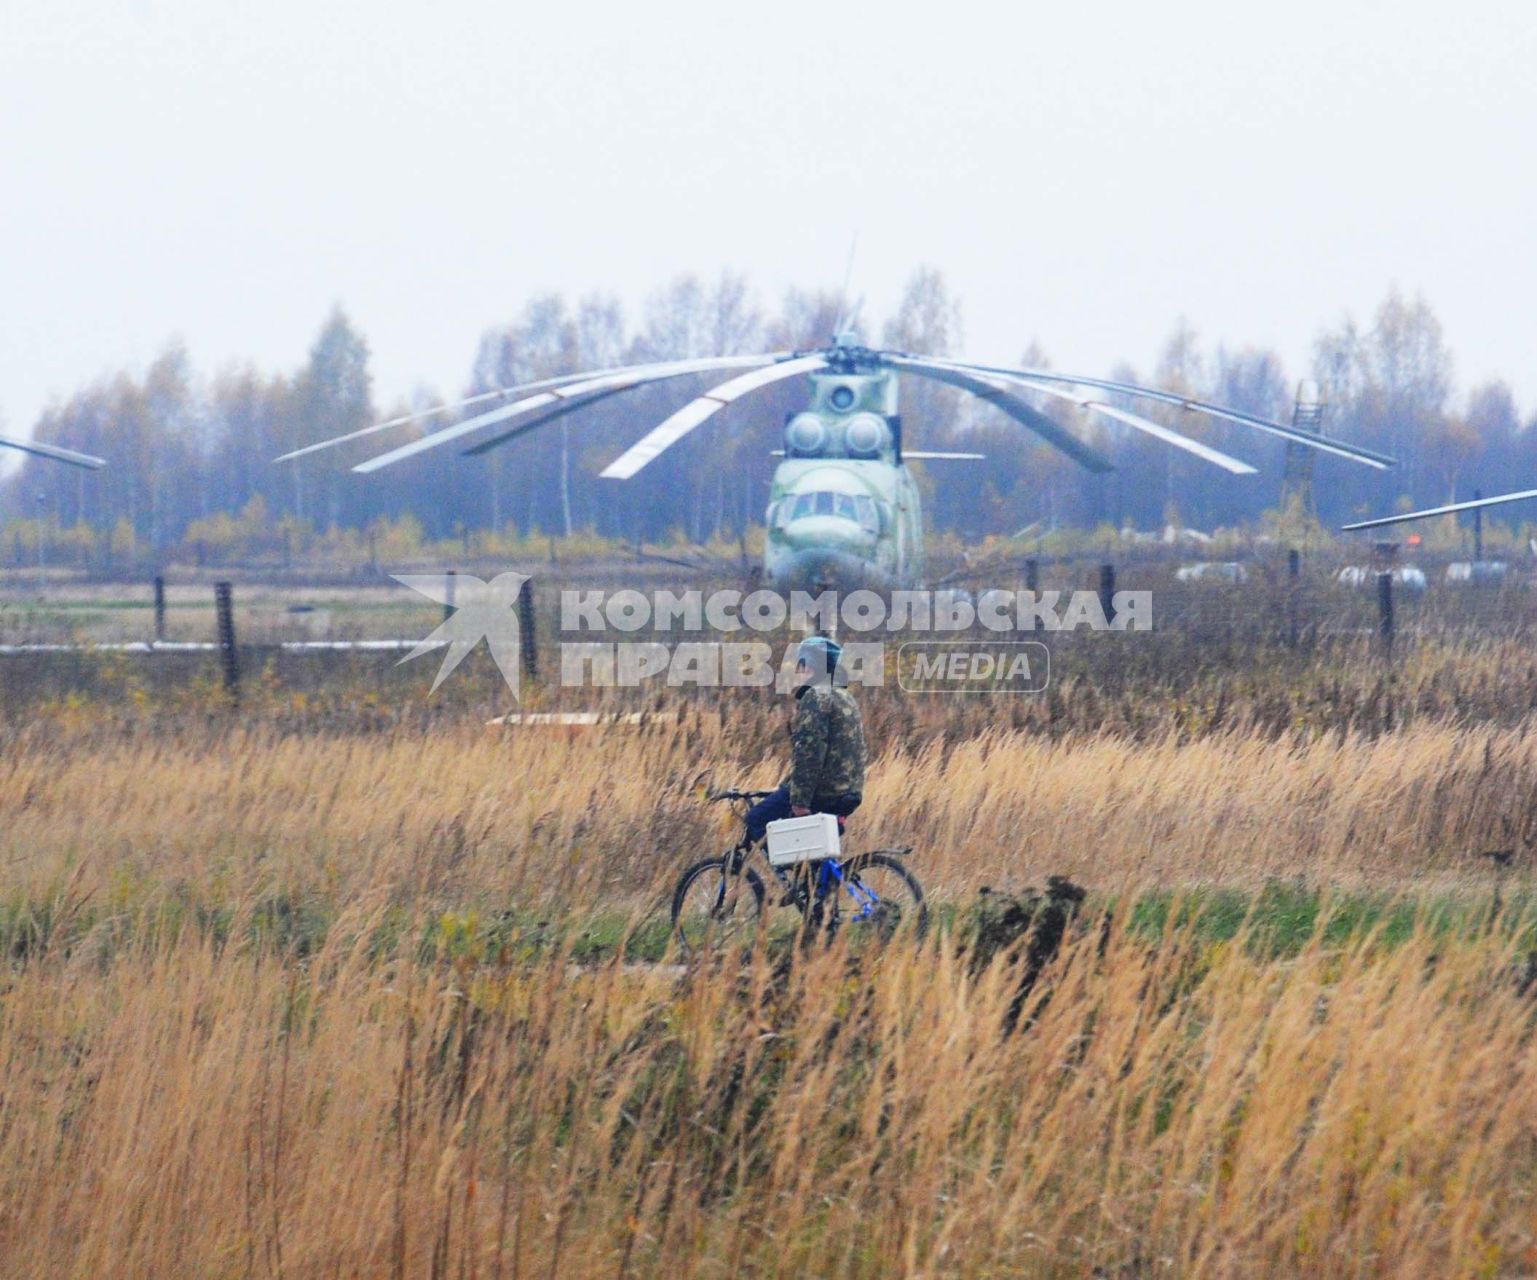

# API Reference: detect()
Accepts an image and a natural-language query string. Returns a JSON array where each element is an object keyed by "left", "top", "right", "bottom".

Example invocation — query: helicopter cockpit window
[{"left": 782, "top": 491, "right": 867, "bottom": 524}]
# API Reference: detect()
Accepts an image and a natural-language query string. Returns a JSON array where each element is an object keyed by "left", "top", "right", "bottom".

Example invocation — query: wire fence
[{"left": 5, "top": 550, "right": 1537, "bottom": 716}]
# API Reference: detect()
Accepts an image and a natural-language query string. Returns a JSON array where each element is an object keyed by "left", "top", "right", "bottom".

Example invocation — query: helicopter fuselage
[{"left": 763, "top": 369, "right": 923, "bottom": 590}]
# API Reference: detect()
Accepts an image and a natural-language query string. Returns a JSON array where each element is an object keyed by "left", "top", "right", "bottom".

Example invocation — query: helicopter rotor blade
[
  {"left": 1341, "top": 487, "right": 1537, "bottom": 531},
  {"left": 273, "top": 369, "right": 607, "bottom": 464},
  {"left": 599, "top": 356, "right": 829, "bottom": 480},
  {"left": 929, "top": 357, "right": 1396, "bottom": 470},
  {"left": 1007, "top": 378, "right": 1257, "bottom": 476},
  {"left": 0, "top": 433, "right": 107, "bottom": 470},
  {"left": 888, "top": 358, "right": 1115, "bottom": 474},
  {"left": 460, "top": 387, "right": 633, "bottom": 457},
  {"left": 351, "top": 354, "right": 789, "bottom": 475}
]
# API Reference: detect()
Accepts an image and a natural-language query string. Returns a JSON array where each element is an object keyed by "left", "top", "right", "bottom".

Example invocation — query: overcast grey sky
[{"left": 3, "top": 0, "right": 1535, "bottom": 455}]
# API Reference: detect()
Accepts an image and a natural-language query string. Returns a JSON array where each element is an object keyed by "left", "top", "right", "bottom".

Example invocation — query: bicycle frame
[
  {"left": 814, "top": 858, "right": 886, "bottom": 922},
  {"left": 672, "top": 789, "right": 922, "bottom": 950},
  {"left": 710, "top": 788, "right": 905, "bottom": 923},
  {"left": 725, "top": 835, "right": 885, "bottom": 921}
]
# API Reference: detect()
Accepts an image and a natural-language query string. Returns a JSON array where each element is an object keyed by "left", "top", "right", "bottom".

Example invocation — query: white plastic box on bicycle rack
[{"left": 765, "top": 814, "right": 842, "bottom": 867}]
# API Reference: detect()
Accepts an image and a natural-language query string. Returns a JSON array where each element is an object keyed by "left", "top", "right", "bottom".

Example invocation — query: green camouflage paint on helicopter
[{"left": 764, "top": 367, "right": 927, "bottom": 590}]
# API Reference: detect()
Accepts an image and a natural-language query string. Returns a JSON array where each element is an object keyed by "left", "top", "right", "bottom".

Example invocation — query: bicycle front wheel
[
  {"left": 833, "top": 853, "right": 928, "bottom": 943},
  {"left": 670, "top": 857, "right": 765, "bottom": 953}
]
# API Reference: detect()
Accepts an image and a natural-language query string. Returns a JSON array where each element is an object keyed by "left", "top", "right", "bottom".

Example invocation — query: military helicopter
[{"left": 282, "top": 333, "right": 1395, "bottom": 588}]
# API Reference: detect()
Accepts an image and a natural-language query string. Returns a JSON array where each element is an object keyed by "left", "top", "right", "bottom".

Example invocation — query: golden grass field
[{"left": 4, "top": 608, "right": 1537, "bottom": 1275}]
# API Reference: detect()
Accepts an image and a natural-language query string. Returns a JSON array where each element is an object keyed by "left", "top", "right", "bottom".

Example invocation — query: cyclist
[{"left": 744, "top": 635, "right": 867, "bottom": 846}]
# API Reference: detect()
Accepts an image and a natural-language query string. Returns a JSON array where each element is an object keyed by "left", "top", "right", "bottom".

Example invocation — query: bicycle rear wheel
[
  {"left": 830, "top": 853, "right": 928, "bottom": 943},
  {"left": 670, "top": 857, "right": 765, "bottom": 953}
]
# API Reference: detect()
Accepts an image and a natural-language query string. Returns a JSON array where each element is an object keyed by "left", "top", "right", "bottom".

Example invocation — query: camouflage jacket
[{"left": 784, "top": 684, "right": 867, "bottom": 809}]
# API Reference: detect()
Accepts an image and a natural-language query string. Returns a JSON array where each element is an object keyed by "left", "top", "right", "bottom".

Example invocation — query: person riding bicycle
[{"left": 744, "top": 635, "right": 866, "bottom": 845}]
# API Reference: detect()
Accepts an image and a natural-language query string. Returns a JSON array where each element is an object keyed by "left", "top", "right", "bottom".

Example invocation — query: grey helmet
[{"left": 794, "top": 634, "right": 842, "bottom": 683}]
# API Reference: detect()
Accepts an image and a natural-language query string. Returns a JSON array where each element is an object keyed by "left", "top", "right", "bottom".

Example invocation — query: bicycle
[{"left": 670, "top": 788, "right": 927, "bottom": 952}]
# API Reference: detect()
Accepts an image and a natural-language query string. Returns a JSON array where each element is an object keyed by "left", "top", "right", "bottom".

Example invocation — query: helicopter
[{"left": 282, "top": 333, "right": 1396, "bottom": 588}]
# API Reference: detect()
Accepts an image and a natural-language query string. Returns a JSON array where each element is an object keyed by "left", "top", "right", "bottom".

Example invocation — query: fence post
[
  {"left": 1285, "top": 549, "right": 1300, "bottom": 649},
  {"left": 518, "top": 579, "right": 538, "bottom": 682},
  {"left": 153, "top": 575, "right": 166, "bottom": 643},
  {"left": 35, "top": 495, "right": 46, "bottom": 597},
  {"left": 215, "top": 581, "right": 240, "bottom": 704},
  {"left": 1099, "top": 563, "right": 1116, "bottom": 627},
  {"left": 444, "top": 568, "right": 456, "bottom": 625},
  {"left": 1023, "top": 559, "right": 1040, "bottom": 632},
  {"left": 1377, "top": 571, "right": 1394, "bottom": 658},
  {"left": 1473, "top": 489, "right": 1484, "bottom": 562}
]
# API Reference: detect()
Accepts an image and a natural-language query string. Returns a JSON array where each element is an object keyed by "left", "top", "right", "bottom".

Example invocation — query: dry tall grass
[
  {"left": 3, "top": 713, "right": 1533, "bottom": 935},
  {"left": 5, "top": 679, "right": 1537, "bottom": 1274},
  {"left": 0, "top": 907, "right": 1533, "bottom": 1276}
]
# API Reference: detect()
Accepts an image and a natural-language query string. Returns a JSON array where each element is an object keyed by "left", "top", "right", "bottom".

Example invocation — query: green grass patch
[
  {"left": 1123, "top": 880, "right": 1537, "bottom": 956},
  {"left": 3, "top": 877, "right": 1535, "bottom": 973}
]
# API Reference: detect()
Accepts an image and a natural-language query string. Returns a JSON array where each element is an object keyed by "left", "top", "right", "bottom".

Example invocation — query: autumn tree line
[{"left": 3, "top": 268, "right": 1532, "bottom": 567}]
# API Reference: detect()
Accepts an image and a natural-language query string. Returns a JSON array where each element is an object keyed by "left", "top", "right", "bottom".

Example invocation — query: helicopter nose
[
  {"left": 782, "top": 514, "right": 876, "bottom": 554},
  {"left": 771, "top": 545, "right": 891, "bottom": 591}
]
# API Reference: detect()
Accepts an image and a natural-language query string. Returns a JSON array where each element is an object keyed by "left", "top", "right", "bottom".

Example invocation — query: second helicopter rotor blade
[
  {"left": 928, "top": 356, "right": 1397, "bottom": 470},
  {"left": 0, "top": 432, "right": 107, "bottom": 469},
  {"left": 887, "top": 357, "right": 1115, "bottom": 474},
  {"left": 1341, "top": 487, "right": 1537, "bottom": 531},
  {"left": 599, "top": 355, "right": 829, "bottom": 480},
  {"left": 272, "top": 370, "right": 605, "bottom": 464},
  {"left": 1008, "top": 378, "right": 1257, "bottom": 475},
  {"left": 352, "top": 353, "right": 789, "bottom": 475},
  {"left": 460, "top": 387, "right": 635, "bottom": 456}
]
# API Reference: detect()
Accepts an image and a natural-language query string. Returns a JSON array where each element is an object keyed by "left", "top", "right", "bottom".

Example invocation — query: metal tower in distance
[{"left": 1279, "top": 381, "right": 1327, "bottom": 518}]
